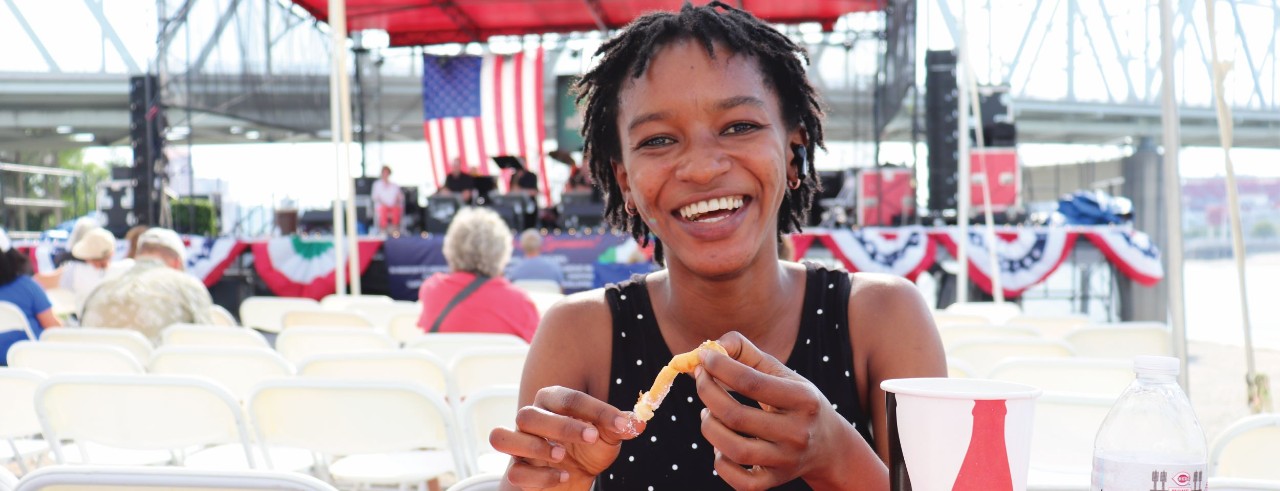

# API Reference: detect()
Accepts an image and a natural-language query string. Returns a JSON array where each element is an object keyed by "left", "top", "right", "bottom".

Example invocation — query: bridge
[{"left": 1, "top": 0, "right": 1277, "bottom": 154}]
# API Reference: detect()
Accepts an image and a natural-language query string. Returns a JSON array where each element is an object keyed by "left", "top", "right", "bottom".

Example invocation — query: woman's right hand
[{"left": 490, "top": 385, "right": 647, "bottom": 489}]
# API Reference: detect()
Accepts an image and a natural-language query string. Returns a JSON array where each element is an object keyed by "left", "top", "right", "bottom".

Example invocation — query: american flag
[{"left": 422, "top": 49, "right": 549, "bottom": 206}]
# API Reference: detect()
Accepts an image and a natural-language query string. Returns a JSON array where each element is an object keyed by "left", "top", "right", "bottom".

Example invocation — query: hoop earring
[
  {"left": 788, "top": 178, "right": 801, "bottom": 190},
  {"left": 624, "top": 200, "right": 637, "bottom": 216}
]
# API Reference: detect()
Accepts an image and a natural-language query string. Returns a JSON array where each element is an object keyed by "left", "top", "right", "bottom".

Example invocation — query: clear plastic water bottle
[{"left": 1091, "top": 356, "right": 1207, "bottom": 491}]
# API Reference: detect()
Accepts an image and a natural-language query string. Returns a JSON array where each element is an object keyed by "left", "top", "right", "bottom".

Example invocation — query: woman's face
[{"left": 613, "top": 40, "right": 803, "bottom": 277}]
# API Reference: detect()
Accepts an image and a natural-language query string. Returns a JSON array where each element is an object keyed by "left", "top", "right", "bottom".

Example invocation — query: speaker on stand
[{"left": 925, "top": 50, "right": 959, "bottom": 219}]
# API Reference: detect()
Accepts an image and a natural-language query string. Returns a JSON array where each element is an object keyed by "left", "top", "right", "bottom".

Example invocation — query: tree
[{"left": 1252, "top": 220, "right": 1277, "bottom": 239}]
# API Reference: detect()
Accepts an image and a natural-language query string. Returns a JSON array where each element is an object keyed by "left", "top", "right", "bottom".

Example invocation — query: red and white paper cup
[{"left": 881, "top": 378, "right": 1041, "bottom": 491}]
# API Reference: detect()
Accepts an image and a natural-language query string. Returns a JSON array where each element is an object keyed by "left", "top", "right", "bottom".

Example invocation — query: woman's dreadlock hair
[{"left": 575, "top": 1, "right": 824, "bottom": 265}]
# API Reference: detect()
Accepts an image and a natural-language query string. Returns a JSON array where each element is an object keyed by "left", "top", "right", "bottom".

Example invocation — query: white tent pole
[
  {"left": 327, "top": 0, "right": 348, "bottom": 296},
  {"left": 1159, "top": 0, "right": 1189, "bottom": 391},
  {"left": 960, "top": 37, "right": 1003, "bottom": 303},
  {"left": 1203, "top": 0, "right": 1265, "bottom": 412},
  {"left": 339, "top": 34, "right": 361, "bottom": 295},
  {"left": 955, "top": 0, "right": 970, "bottom": 304}
]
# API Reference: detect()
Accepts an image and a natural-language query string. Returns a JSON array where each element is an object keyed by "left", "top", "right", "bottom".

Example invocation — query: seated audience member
[
  {"left": 37, "top": 226, "right": 115, "bottom": 312},
  {"left": 439, "top": 158, "right": 475, "bottom": 204},
  {"left": 0, "top": 228, "right": 62, "bottom": 365},
  {"left": 417, "top": 207, "right": 539, "bottom": 342},
  {"left": 80, "top": 228, "right": 212, "bottom": 343},
  {"left": 506, "top": 229, "right": 564, "bottom": 289}
]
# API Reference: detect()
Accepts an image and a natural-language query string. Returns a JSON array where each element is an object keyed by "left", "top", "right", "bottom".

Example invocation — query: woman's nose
[{"left": 675, "top": 138, "right": 731, "bottom": 184}]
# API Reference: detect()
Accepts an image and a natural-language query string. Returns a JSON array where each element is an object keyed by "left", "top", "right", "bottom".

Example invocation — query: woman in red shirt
[{"left": 416, "top": 207, "right": 539, "bottom": 342}]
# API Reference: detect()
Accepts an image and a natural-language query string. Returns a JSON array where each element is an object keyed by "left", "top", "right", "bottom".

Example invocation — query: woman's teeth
[{"left": 679, "top": 196, "right": 745, "bottom": 222}]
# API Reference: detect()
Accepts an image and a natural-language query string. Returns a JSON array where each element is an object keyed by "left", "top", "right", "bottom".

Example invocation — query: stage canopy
[{"left": 288, "top": 0, "right": 880, "bottom": 46}]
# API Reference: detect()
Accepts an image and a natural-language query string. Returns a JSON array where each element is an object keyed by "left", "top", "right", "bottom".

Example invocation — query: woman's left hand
[{"left": 694, "top": 331, "right": 862, "bottom": 491}]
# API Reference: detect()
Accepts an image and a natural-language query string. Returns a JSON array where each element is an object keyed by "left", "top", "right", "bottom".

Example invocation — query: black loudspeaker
[
  {"left": 925, "top": 50, "right": 959, "bottom": 213},
  {"left": 976, "top": 87, "right": 1017, "bottom": 148},
  {"left": 129, "top": 74, "right": 165, "bottom": 226},
  {"left": 425, "top": 196, "right": 462, "bottom": 234},
  {"left": 488, "top": 194, "right": 537, "bottom": 231},
  {"left": 559, "top": 191, "right": 604, "bottom": 229}
]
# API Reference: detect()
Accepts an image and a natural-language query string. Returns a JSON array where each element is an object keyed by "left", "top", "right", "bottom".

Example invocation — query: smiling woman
[{"left": 487, "top": 3, "right": 947, "bottom": 491}]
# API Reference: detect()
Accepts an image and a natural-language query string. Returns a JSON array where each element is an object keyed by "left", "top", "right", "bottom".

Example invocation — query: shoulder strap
[{"left": 429, "top": 274, "right": 489, "bottom": 333}]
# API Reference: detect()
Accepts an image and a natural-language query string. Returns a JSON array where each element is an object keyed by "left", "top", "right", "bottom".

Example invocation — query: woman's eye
[
  {"left": 724, "top": 122, "right": 759, "bottom": 135},
  {"left": 638, "top": 136, "right": 674, "bottom": 148}
]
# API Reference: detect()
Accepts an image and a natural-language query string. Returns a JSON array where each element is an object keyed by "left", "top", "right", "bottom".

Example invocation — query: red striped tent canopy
[{"left": 288, "top": 0, "right": 881, "bottom": 47}]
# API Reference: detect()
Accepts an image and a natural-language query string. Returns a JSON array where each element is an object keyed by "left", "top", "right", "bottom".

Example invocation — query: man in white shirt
[{"left": 371, "top": 165, "right": 403, "bottom": 235}]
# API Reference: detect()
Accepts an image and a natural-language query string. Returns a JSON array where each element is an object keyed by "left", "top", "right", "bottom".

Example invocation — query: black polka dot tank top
[{"left": 594, "top": 263, "right": 873, "bottom": 491}]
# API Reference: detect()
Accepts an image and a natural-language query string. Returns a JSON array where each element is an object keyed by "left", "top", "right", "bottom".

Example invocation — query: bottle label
[{"left": 1091, "top": 458, "right": 1207, "bottom": 491}]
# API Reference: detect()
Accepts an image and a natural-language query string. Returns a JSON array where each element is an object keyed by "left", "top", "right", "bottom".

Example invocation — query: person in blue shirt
[
  {"left": 0, "top": 228, "right": 61, "bottom": 365},
  {"left": 506, "top": 229, "right": 565, "bottom": 290}
]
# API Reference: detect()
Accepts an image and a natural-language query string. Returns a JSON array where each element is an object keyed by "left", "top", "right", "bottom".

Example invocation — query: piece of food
[{"left": 633, "top": 340, "right": 727, "bottom": 421}]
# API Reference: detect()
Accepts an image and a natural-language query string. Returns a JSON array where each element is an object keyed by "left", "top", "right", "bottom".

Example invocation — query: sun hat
[{"left": 71, "top": 228, "right": 116, "bottom": 260}]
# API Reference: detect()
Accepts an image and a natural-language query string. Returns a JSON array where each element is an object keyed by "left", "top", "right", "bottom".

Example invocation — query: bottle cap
[{"left": 1133, "top": 355, "right": 1180, "bottom": 376}]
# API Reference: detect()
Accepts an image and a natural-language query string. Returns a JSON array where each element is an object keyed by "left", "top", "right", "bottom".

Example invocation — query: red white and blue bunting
[
  {"left": 933, "top": 228, "right": 1078, "bottom": 298},
  {"left": 818, "top": 227, "right": 935, "bottom": 281},
  {"left": 184, "top": 237, "right": 248, "bottom": 287},
  {"left": 1080, "top": 228, "right": 1163, "bottom": 286},
  {"left": 795, "top": 226, "right": 1163, "bottom": 298}
]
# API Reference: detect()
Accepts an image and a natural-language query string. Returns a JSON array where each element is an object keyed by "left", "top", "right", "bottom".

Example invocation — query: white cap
[
  {"left": 71, "top": 228, "right": 116, "bottom": 260},
  {"left": 0, "top": 228, "right": 11, "bottom": 253},
  {"left": 1133, "top": 355, "right": 1180, "bottom": 376},
  {"left": 137, "top": 228, "right": 187, "bottom": 265}
]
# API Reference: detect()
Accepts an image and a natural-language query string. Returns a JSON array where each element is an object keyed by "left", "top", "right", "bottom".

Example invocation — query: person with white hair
[
  {"left": 506, "top": 229, "right": 564, "bottom": 289},
  {"left": 416, "top": 207, "right": 539, "bottom": 342},
  {"left": 79, "top": 228, "right": 213, "bottom": 343},
  {"left": 0, "top": 227, "right": 61, "bottom": 365}
]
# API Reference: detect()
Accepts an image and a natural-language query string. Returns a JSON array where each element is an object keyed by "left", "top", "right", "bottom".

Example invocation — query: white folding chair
[
  {"left": 149, "top": 346, "right": 295, "bottom": 400},
  {"left": 0, "top": 301, "right": 36, "bottom": 342},
  {"left": 931, "top": 312, "right": 989, "bottom": 328},
  {"left": 946, "top": 338, "right": 1075, "bottom": 377},
  {"left": 248, "top": 379, "right": 465, "bottom": 485},
  {"left": 946, "top": 359, "right": 977, "bottom": 379},
  {"left": 1210, "top": 413, "right": 1280, "bottom": 479},
  {"left": 0, "top": 368, "right": 49, "bottom": 475},
  {"left": 44, "top": 289, "right": 77, "bottom": 318},
  {"left": 161, "top": 324, "right": 270, "bottom": 349},
  {"left": 319, "top": 294, "right": 394, "bottom": 310},
  {"left": 511, "top": 279, "right": 562, "bottom": 295},
  {"left": 0, "top": 466, "right": 14, "bottom": 491},
  {"left": 457, "top": 386, "right": 518, "bottom": 477},
  {"left": 298, "top": 350, "right": 451, "bottom": 397},
  {"left": 447, "top": 473, "right": 504, "bottom": 491},
  {"left": 274, "top": 327, "right": 397, "bottom": 365},
  {"left": 238, "top": 297, "right": 320, "bottom": 334},
  {"left": 343, "top": 301, "right": 422, "bottom": 332},
  {"left": 1064, "top": 323, "right": 1173, "bottom": 359},
  {"left": 281, "top": 309, "right": 375, "bottom": 330},
  {"left": 1208, "top": 478, "right": 1280, "bottom": 491},
  {"left": 449, "top": 347, "right": 529, "bottom": 400},
  {"left": 1007, "top": 314, "right": 1091, "bottom": 340},
  {"left": 208, "top": 305, "right": 239, "bottom": 327},
  {"left": 988, "top": 357, "right": 1133, "bottom": 398},
  {"left": 524, "top": 290, "right": 565, "bottom": 317},
  {"left": 7, "top": 342, "right": 144, "bottom": 375},
  {"left": 938, "top": 324, "right": 1040, "bottom": 350},
  {"left": 39, "top": 328, "right": 154, "bottom": 362},
  {"left": 1025, "top": 392, "right": 1115, "bottom": 491},
  {"left": 388, "top": 312, "right": 425, "bottom": 344},
  {"left": 12, "top": 465, "right": 339, "bottom": 491},
  {"left": 36, "top": 374, "right": 256, "bottom": 467},
  {"left": 406, "top": 333, "right": 528, "bottom": 365},
  {"left": 943, "top": 301, "right": 1023, "bottom": 324}
]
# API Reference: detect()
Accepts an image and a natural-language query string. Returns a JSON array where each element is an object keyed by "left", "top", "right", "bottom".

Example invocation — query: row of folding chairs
[
  {"left": 941, "top": 323, "right": 1173, "bottom": 377},
  {"left": 8, "top": 335, "right": 525, "bottom": 401},
  {"left": 34, "top": 324, "right": 527, "bottom": 363},
  {"left": 0, "top": 368, "right": 517, "bottom": 485},
  {"left": 0, "top": 466, "right": 505, "bottom": 491}
]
